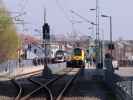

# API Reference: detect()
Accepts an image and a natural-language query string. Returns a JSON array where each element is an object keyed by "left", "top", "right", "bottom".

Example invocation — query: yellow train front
[{"left": 67, "top": 48, "right": 85, "bottom": 68}]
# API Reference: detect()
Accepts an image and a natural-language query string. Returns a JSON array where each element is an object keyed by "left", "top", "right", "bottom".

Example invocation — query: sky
[{"left": 3, "top": 0, "right": 133, "bottom": 40}]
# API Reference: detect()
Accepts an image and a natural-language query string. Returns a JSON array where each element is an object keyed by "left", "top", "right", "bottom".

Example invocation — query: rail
[
  {"left": 14, "top": 68, "right": 72, "bottom": 100},
  {"left": 56, "top": 68, "right": 81, "bottom": 100}
]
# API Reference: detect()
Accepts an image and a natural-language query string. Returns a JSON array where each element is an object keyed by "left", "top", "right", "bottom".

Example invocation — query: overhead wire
[
  {"left": 55, "top": 0, "right": 72, "bottom": 22},
  {"left": 55, "top": 0, "right": 82, "bottom": 38},
  {"left": 20, "top": 0, "right": 27, "bottom": 30},
  {"left": 11, "top": 0, "right": 29, "bottom": 55}
]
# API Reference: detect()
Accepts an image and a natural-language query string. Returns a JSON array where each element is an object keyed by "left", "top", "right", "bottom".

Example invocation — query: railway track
[
  {"left": 0, "top": 68, "right": 117, "bottom": 100},
  {"left": 12, "top": 68, "right": 76, "bottom": 100},
  {"left": 55, "top": 68, "right": 81, "bottom": 100},
  {"left": 11, "top": 70, "right": 43, "bottom": 100}
]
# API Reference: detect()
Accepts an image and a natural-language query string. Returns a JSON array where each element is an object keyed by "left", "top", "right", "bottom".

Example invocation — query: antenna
[{"left": 44, "top": 7, "right": 46, "bottom": 23}]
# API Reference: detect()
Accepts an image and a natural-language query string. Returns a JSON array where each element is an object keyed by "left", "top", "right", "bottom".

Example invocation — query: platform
[{"left": 115, "top": 67, "right": 133, "bottom": 80}]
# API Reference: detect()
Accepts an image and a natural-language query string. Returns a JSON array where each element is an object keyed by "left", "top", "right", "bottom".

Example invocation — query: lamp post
[
  {"left": 89, "top": 22, "right": 97, "bottom": 39},
  {"left": 101, "top": 15, "right": 113, "bottom": 56},
  {"left": 89, "top": 0, "right": 100, "bottom": 41},
  {"left": 89, "top": 0, "right": 102, "bottom": 68}
]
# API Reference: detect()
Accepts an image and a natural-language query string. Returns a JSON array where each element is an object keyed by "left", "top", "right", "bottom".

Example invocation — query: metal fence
[
  {"left": 0, "top": 60, "right": 33, "bottom": 78},
  {"left": 0, "top": 59, "right": 66, "bottom": 79},
  {"left": 104, "top": 70, "right": 133, "bottom": 100},
  {"left": 116, "top": 80, "right": 133, "bottom": 97},
  {"left": 119, "top": 60, "right": 133, "bottom": 67}
]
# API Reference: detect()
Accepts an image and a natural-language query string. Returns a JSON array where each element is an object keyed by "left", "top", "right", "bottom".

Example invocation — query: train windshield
[
  {"left": 56, "top": 50, "right": 64, "bottom": 55},
  {"left": 73, "top": 48, "right": 82, "bottom": 56}
]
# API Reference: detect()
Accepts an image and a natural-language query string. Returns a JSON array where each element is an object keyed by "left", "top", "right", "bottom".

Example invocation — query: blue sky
[{"left": 3, "top": 0, "right": 133, "bottom": 40}]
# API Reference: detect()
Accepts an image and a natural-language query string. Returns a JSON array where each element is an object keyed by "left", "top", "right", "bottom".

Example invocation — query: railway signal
[
  {"left": 108, "top": 43, "right": 115, "bottom": 50},
  {"left": 42, "top": 8, "right": 51, "bottom": 71},
  {"left": 42, "top": 23, "right": 50, "bottom": 40}
]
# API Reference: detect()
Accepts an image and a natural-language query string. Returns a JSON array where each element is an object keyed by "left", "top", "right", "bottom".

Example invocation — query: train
[
  {"left": 67, "top": 48, "right": 85, "bottom": 68},
  {"left": 54, "top": 50, "right": 67, "bottom": 62}
]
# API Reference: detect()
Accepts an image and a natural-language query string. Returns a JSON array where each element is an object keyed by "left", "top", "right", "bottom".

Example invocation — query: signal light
[
  {"left": 42, "top": 23, "right": 50, "bottom": 40},
  {"left": 108, "top": 43, "right": 115, "bottom": 50}
]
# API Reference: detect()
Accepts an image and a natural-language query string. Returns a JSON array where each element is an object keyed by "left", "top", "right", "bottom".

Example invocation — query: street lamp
[
  {"left": 101, "top": 15, "right": 113, "bottom": 56},
  {"left": 89, "top": 9, "right": 96, "bottom": 11},
  {"left": 89, "top": 22, "right": 97, "bottom": 39},
  {"left": 89, "top": 0, "right": 102, "bottom": 68}
]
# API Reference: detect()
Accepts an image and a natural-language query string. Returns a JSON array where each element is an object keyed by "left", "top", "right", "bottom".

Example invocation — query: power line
[
  {"left": 19, "top": 0, "right": 28, "bottom": 12},
  {"left": 55, "top": 0, "right": 83, "bottom": 35},
  {"left": 55, "top": 0, "right": 71, "bottom": 22},
  {"left": 70, "top": 10, "right": 91, "bottom": 24}
]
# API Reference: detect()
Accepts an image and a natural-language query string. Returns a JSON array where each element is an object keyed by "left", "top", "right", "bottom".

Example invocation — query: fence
[
  {"left": 0, "top": 59, "right": 33, "bottom": 78},
  {"left": 119, "top": 60, "right": 133, "bottom": 67},
  {"left": 0, "top": 59, "right": 66, "bottom": 79},
  {"left": 104, "top": 70, "right": 133, "bottom": 100}
]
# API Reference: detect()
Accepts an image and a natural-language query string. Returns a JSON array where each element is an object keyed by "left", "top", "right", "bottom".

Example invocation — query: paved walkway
[
  {"left": 0, "top": 62, "right": 66, "bottom": 81},
  {"left": 115, "top": 67, "right": 133, "bottom": 78},
  {"left": 0, "top": 65, "right": 44, "bottom": 80}
]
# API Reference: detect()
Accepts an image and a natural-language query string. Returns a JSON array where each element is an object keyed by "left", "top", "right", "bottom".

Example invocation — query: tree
[{"left": 0, "top": 1, "right": 21, "bottom": 63}]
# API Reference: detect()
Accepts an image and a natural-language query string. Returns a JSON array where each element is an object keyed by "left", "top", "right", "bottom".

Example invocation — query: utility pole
[
  {"left": 110, "top": 16, "right": 113, "bottom": 56},
  {"left": 89, "top": 0, "right": 102, "bottom": 68},
  {"left": 95, "top": 0, "right": 102, "bottom": 68},
  {"left": 44, "top": 8, "right": 47, "bottom": 68},
  {"left": 101, "top": 15, "right": 113, "bottom": 57},
  {"left": 42, "top": 8, "right": 50, "bottom": 69}
]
